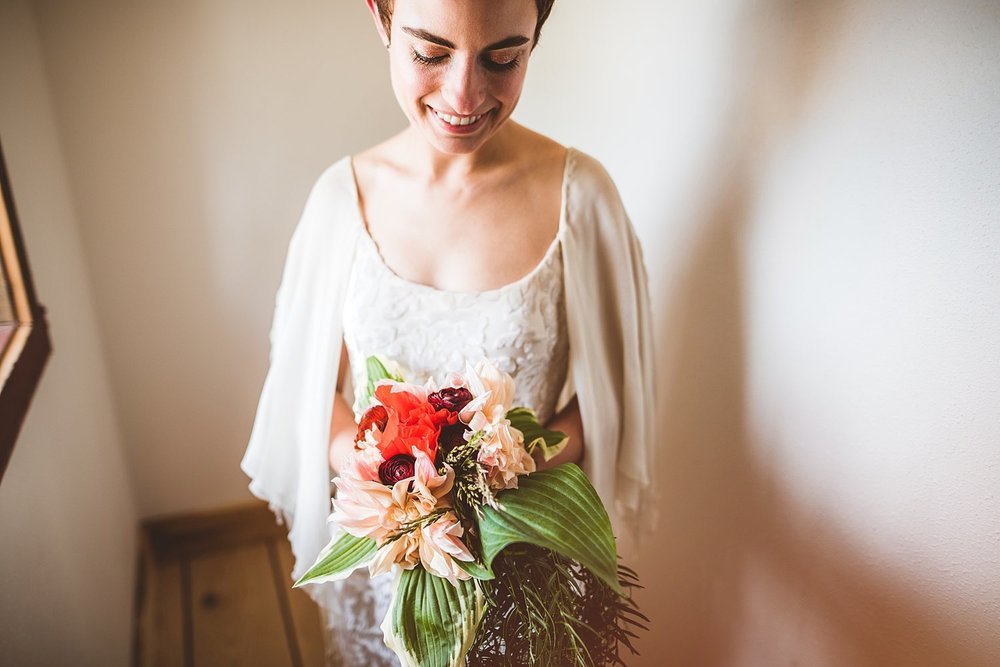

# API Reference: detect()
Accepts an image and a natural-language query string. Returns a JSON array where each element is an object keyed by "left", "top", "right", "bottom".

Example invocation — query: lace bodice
[
  {"left": 244, "top": 147, "right": 653, "bottom": 667},
  {"left": 320, "top": 223, "right": 569, "bottom": 666},
  {"left": 343, "top": 224, "right": 570, "bottom": 426}
]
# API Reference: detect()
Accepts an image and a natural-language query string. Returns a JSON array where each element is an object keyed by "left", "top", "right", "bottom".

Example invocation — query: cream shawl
[{"left": 241, "top": 147, "right": 656, "bottom": 584}]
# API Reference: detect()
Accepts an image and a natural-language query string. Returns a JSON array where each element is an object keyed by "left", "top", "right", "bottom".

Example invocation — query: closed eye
[
  {"left": 483, "top": 55, "right": 521, "bottom": 72},
  {"left": 412, "top": 50, "right": 447, "bottom": 66},
  {"left": 411, "top": 48, "right": 522, "bottom": 74}
]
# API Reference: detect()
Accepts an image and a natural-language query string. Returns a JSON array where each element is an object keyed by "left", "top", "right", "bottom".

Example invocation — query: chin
[
  {"left": 412, "top": 106, "right": 512, "bottom": 155},
  {"left": 411, "top": 126, "right": 485, "bottom": 155}
]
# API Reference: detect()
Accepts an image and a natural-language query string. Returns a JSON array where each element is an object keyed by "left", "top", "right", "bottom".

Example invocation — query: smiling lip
[{"left": 429, "top": 107, "right": 490, "bottom": 135}]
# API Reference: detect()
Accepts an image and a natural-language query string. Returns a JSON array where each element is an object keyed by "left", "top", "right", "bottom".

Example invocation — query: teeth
[{"left": 434, "top": 110, "right": 483, "bottom": 126}]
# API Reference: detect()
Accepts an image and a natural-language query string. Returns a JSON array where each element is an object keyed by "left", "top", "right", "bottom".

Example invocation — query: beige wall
[
  {"left": 519, "top": 1, "right": 999, "bottom": 664},
  {"left": 30, "top": 0, "right": 403, "bottom": 517},
  {"left": 0, "top": 1, "right": 138, "bottom": 664},
  {"left": 7, "top": 0, "right": 999, "bottom": 664}
]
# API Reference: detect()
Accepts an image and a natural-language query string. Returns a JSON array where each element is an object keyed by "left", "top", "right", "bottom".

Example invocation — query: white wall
[
  {"left": 519, "top": 1, "right": 1000, "bottom": 664},
  {"left": 15, "top": 0, "right": 1000, "bottom": 664},
  {"left": 0, "top": 2, "right": 138, "bottom": 665},
  {"left": 30, "top": 0, "right": 403, "bottom": 517}
]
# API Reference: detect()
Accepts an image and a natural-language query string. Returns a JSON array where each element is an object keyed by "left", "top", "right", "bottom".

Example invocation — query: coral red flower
[
  {"left": 374, "top": 383, "right": 457, "bottom": 462},
  {"left": 356, "top": 404, "right": 388, "bottom": 442}
]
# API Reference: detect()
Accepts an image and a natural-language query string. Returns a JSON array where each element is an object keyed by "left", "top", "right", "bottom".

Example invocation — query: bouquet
[{"left": 295, "top": 355, "right": 647, "bottom": 666}]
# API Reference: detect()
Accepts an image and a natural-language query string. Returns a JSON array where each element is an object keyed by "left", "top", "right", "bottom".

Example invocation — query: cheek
[
  {"left": 391, "top": 61, "right": 439, "bottom": 100},
  {"left": 491, "top": 73, "right": 527, "bottom": 103}
]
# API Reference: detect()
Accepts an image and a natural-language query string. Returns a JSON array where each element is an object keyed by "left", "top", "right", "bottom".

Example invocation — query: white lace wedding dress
[{"left": 317, "top": 223, "right": 571, "bottom": 665}]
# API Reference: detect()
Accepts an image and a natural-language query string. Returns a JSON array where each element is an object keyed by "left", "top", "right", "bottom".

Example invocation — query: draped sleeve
[
  {"left": 241, "top": 157, "right": 362, "bottom": 583},
  {"left": 561, "top": 149, "right": 658, "bottom": 551},
  {"left": 243, "top": 150, "right": 656, "bottom": 580}
]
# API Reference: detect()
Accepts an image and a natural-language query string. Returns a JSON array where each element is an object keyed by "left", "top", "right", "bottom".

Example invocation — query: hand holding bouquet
[{"left": 296, "top": 356, "right": 647, "bottom": 666}]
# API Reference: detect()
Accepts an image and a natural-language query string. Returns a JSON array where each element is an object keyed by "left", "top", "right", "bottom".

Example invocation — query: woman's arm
[
  {"left": 535, "top": 395, "right": 585, "bottom": 470},
  {"left": 328, "top": 338, "right": 357, "bottom": 475}
]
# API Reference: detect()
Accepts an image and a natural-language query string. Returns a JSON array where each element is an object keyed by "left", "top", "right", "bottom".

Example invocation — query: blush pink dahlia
[
  {"left": 477, "top": 419, "right": 536, "bottom": 490},
  {"left": 331, "top": 447, "right": 472, "bottom": 580}
]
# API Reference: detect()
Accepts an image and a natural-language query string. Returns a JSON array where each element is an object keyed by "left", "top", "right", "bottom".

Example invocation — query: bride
[{"left": 242, "top": 0, "right": 656, "bottom": 663}]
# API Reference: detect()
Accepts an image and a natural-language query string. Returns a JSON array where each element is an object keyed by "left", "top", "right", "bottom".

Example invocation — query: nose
[{"left": 440, "top": 53, "right": 486, "bottom": 115}]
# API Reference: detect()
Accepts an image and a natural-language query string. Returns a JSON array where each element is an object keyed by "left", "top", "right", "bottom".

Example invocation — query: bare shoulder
[
  {"left": 351, "top": 136, "right": 406, "bottom": 193},
  {"left": 509, "top": 123, "right": 567, "bottom": 173},
  {"left": 510, "top": 128, "right": 624, "bottom": 208}
]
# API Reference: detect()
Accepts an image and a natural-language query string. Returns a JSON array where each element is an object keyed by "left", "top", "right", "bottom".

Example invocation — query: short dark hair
[{"left": 374, "top": 0, "right": 556, "bottom": 47}]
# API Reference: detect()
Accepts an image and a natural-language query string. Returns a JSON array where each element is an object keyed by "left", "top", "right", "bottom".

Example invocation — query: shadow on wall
[{"left": 634, "top": 1, "right": 994, "bottom": 665}]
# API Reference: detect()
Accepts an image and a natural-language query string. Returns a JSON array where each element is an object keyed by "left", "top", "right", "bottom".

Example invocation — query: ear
[{"left": 364, "top": 0, "right": 391, "bottom": 47}]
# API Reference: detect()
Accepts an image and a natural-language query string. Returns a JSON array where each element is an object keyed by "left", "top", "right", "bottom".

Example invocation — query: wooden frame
[{"left": 0, "top": 140, "right": 52, "bottom": 482}]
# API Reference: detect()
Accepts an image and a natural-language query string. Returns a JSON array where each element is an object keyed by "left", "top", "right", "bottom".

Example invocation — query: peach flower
[
  {"left": 330, "top": 448, "right": 452, "bottom": 541},
  {"left": 460, "top": 359, "right": 516, "bottom": 429},
  {"left": 418, "top": 514, "right": 474, "bottom": 585},
  {"left": 332, "top": 448, "right": 472, "bottom": 584},
  {"left": 477, "top": 419, "right": 536, "bottom": 490}
]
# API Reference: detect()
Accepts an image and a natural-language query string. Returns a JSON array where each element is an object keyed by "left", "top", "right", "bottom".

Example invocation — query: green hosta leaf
[
  {"left": 292, "top": 532, "right": 377, "bottom": 588},
  {"left": 356, "top": 354, "right": 405, "bottom": 413},
  {"left": 381, "top": 567, "right": 484, "bottom": 667},
  {"left": 455, "top": 558, "right": 494, "bottom": 580},
  {"left": 506, "top": 406, "right": 568, "bottom": 461},
  {"left": 478, "top": 463, "right": 622, "bottom": 594}
]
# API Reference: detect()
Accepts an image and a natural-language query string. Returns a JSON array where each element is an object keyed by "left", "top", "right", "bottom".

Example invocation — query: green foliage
[
  {"left": 458, "top": 463, "right": 648, "bottom": 664},
  {"left": 455, "top": 557, "right": 495, "bottom": 580},
  {"left": 444, "top": 431, "right": 499, "bottom": 518},
  {"left": 442, "top": 431, "right": 498, "bottom": 580},
  {"left": 506, "top": 406, "right": 568, "bottom": 461},
  {"left": 384, "top": 567, "right": 485, "bottom": 667},
  {"left": 293, "top": 532, "right": 377, "bottom": 588},
  {"left": 357, "top": 354, "right": 404, "bottom": 412},
  {"left": 478, "top": 464, "right": 621, "bottom": 594},
  {"left": 466, "top": 544, "right": 648, "bottom": 666}
]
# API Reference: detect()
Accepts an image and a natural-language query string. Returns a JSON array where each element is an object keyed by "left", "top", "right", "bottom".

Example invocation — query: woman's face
[{"left": 377, "top": 0, "right": 538, "bottom": 155}]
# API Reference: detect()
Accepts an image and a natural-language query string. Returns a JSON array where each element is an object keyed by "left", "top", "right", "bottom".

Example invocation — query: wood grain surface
[{"left": 136, "top": 502, "right": 326, "bottom": 666}]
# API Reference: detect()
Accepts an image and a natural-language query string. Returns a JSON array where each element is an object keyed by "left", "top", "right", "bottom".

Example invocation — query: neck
[{"left": 400, "top": 121, "right": 522, "bottom": 183}]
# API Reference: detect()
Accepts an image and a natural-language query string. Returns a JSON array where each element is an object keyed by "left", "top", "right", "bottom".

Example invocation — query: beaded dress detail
[{"left": 319, "top": 221, "right": 570, "bottom": 665}]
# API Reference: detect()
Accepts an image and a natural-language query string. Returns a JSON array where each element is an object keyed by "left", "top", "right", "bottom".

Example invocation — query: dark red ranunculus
[
  {"left": 437, "top": 422, "right": 470, "bottom": 454},
  {"left": 374, "top": 384, "right": 456, "bottom": 462},
  {"left": 356, "top": 404, "right": 389, "bottom": 442},
  {"left": 428, "top": 387, "right": 473, "bottom": 414},
  {"left": 378, "top": 454, "right": 416, "bottom": 486}
]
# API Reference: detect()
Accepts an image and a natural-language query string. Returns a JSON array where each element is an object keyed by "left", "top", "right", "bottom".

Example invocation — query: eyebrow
[{"left": 401, "top": 27, "right": 530, "bottom": 51}]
